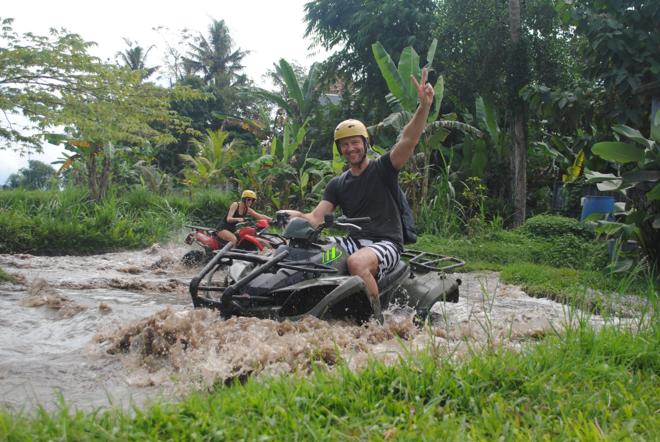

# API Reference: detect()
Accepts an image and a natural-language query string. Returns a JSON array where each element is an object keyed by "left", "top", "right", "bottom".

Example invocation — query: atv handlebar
[
  {"left": 336, "top": 216, "right": 371, "bottom": 224},
  {"left": 324, "top": 214, "right": 371, "bottom": 231}
]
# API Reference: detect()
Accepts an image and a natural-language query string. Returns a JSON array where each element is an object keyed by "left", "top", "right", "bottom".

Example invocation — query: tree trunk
[
  {"left": 509, "top": 0, "right": 527, "bottom": 226},
  {"left": 98, "top": 152, "right": 112, "bottom": 201},
  {"left": 87, "top": 154, "right": 98, "bottom": 203},
  {"left": 512, "top": 112, "right": 527, "bottom": 225}
]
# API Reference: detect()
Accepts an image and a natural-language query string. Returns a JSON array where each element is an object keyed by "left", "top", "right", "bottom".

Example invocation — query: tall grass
[
  {"left": 416, "top": 155, "right": 465, "bottom": 238},
  {"left": 0, "top": 323, "right": 656, "bottom": 440},
  {"left": 0, "top": 188, "right": 234, "bottom": 254}
]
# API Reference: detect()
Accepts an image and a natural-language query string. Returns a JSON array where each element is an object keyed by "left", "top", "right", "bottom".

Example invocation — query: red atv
[{"left": 182, "top": 219, "right": 286, "bottom": 266}]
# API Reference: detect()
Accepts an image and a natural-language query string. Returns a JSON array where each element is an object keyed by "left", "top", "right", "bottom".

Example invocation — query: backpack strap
[{"left": 380, "top": 167, "right": 417, "bottom": 245}]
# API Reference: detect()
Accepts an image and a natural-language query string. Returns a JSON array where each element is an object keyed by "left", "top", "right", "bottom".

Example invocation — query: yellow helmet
[
  {"left": 334, "top": 119, "right": 369, "bottom": 144},
  {"left": 241, "top": 190, "right": 257, "bottom": 200}
]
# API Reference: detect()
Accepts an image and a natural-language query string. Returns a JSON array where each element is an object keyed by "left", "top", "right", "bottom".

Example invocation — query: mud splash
[
  {"left": 0, "top": 244, "right": 637, "bottom": 412},
  {"left": 94, "top": 271, "right": 626, "bottom": 395}
]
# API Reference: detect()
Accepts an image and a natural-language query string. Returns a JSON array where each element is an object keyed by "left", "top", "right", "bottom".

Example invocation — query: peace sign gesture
[{"left": 411, "top": 67, "right": 435, "bottom": 109}]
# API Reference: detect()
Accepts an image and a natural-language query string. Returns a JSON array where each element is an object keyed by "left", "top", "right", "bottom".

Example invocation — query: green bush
[
  {"left": 519, "top": 214, "right": 594, "bottom": 240},
  {"left": 0, "top": 188, "right": 191, "bottom": 254},
  {"left": 0, "top": 210, "right": 40, "bottom": 253},
  {"left": 530, "top": 234, "right": 609, "bottom": 270},
  {"left": 122, "top": 188, "right": 162, "bottom": 212}
]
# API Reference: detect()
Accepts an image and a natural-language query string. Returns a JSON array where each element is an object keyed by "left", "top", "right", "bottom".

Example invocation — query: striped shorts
[{"left": 328, "top": 236, "right": 401, "bottom": 279}]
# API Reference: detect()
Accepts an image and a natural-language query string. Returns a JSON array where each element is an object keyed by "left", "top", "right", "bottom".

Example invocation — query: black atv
[{"left": 189, "top": 213, "right": 464, "bottom": 323}]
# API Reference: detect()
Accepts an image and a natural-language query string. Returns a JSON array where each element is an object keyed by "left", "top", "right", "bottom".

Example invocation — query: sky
[{"left": 1, "top": 0, "right": 330, "bottom": 185}]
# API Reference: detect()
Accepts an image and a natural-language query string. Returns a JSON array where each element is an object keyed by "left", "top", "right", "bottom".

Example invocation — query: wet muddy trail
[{"left": 0, "top": 244, "right": 622, "bottom": 413}]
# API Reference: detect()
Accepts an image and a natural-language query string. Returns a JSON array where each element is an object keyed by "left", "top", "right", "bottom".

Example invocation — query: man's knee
[{"left": 347, "top": 250, "right": 378, "bottom": 277}]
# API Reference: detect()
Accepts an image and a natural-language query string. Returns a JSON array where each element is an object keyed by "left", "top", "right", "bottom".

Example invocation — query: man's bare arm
[
  {"left": 279, "top": 200, "right": 335, "bottom": 228},
  {"left": 390, "top": 67, "right": 435, "bottom": 170}
]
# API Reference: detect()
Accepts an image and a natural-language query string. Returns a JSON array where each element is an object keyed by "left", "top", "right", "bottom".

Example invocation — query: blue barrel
[{"left": 580, "top": 196, "right": 615, "bottom": 221}]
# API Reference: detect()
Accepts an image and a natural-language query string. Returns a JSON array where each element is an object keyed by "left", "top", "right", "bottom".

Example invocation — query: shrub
[
  {"left": 531, "top": 234, "right": 609, "bottom": 270},
  {"left": 519, "top": 214, "right": 594, "bottom": 240}
]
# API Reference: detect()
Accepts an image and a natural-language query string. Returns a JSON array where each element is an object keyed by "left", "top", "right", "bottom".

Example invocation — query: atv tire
[{"left": 181, "top": 250, "right": 208, "bottom": 267}]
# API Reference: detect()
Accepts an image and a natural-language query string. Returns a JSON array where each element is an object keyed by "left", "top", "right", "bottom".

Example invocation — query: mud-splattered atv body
[{"left": 189, "top": 214, "right": 464, "bottom": 322}]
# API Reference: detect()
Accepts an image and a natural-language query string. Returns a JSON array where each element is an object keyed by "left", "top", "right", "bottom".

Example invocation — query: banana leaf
[
  {"left": 427, "top": 76, "right": 444, "bottom": 123},
  {"left": 372, "top": 42, "right": 414, "bottom": 110},
  {"left": 592, "top": 142, "right": 643, "bottom": 163},
  {"left": 398, "top": 46, "right": 420, "bottom": 105}
]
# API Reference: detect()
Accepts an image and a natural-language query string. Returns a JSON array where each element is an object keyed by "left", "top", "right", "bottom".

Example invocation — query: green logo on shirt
[{"left": 321, "top": 246, "right": 343, "bottom": 264}]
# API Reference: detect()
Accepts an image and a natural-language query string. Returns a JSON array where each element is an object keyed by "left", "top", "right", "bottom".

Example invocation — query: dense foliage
[{"left": 2, "top": 0, "right": 658, "bottom": 269}]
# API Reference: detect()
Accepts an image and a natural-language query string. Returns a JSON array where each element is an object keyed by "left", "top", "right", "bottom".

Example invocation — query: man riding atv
[{"left": 279, "top": 68, "right": 435, "bottom": 322}]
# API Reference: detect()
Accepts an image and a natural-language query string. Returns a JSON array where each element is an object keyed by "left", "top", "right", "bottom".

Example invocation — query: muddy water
[{"left": 0, "top": 244, "right": 627, "bottom": 413}]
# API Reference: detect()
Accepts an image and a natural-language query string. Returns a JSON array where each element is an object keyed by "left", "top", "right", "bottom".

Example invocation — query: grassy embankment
[{"left": 0, "top": 191, "right": 657, "bottom": 439}]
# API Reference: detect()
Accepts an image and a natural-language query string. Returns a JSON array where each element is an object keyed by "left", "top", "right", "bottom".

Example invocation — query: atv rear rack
[{"left": 402, "top": 250, "right": 465, "bottom": 273}]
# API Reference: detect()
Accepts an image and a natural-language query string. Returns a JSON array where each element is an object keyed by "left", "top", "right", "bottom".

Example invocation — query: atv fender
[
  {"left": 277, "top": 276, "right": 367, "bottom": 321},
  {"left": 399, "top": 272, "right": 461, "bottom": 319}
]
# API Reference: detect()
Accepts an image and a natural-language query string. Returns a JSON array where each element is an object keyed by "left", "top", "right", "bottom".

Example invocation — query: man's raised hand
[{"left": 411, "top": 67, "right": 435, "bottom": 109}]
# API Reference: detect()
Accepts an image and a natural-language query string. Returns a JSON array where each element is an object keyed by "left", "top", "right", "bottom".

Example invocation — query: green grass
[
  {"left": 414, "top": 225, "right": 656, "bottom": 317},
  {"left": 500, "top": 262, "right": 656, "bottom": 316},
  {"left": 416, "top": 229, "right": 609, "bottom": 273},
  {"left": 0, "top": 267, "right": 14, "bottom": 283},
  {"left": 0, "top": 188, "right": 233, "bottom": 254},
  {"left": 1, "top": 324, "right": 657, "bottom": 440}
]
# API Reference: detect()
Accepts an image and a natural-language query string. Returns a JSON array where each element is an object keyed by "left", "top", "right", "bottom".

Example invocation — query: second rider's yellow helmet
[
  {"left": 241, "top": 190, "right": 257, "bottom": 200},
  {"left": 334, "top": 119, "right": 369, "bottom": 151}
]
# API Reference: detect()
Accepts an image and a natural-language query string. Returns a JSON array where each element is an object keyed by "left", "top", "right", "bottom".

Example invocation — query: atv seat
[{"left": 377, "top": 260, "right": 408, "bottom": 292}]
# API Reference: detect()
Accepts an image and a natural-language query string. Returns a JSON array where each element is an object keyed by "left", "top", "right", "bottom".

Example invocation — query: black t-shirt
[{"left": 323, "top": 152, "right": 403, "bottom": 247}]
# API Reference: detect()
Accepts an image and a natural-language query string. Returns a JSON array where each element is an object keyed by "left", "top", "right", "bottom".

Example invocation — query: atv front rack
[
  {"left": 189, "top": 243, "right": 338, "bottom": 312},
  {"left": 402, "top": 250, "right": 465, "bottom": 273}
]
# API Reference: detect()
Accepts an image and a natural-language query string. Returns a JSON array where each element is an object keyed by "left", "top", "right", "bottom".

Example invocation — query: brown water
[{"left": 0, "top": 244, "right": 632, "bottom": 413}]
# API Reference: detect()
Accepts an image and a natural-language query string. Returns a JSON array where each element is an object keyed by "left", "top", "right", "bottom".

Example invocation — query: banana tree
[
  {"left": 133, "top": 160, "right": 173, "bottom": 195},
  {"left": 237, "top": 120, "right": 309, "bottom": 210},
  {"left": 371, "top": 39, "right": 482, "bottom": 206},
  {"left": 585, "top": 113, "right": 660, "bottom": 271},
  {"left": 289, "top": 157, "right": 334, "bottom": 210}
]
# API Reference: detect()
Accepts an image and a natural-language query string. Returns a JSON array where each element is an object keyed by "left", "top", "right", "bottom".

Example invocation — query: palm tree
[
  {"left": 182, "top": 19, "right": 248, "bottom": 87},
  {"left": 116, "top": 38, "right": 158, "bottom": 80}
]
